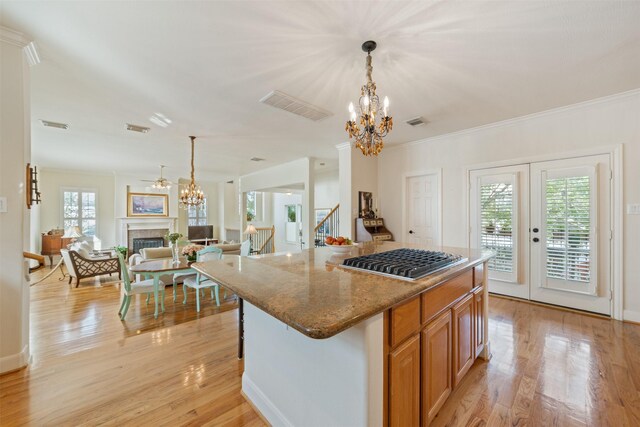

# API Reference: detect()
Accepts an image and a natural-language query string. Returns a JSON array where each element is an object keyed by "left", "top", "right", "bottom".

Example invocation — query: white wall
[
  {"left": 37, "top": 168, "right": 116, "bottom": 249},
  {"left": 377, "top": 90, "right": 640, "bottom": 319},
  {"left": 0, "top": 28, "right": 31, "bottom": 373},
  {"left": 314, "top": 169, "right": 339, "bottom": 209}
]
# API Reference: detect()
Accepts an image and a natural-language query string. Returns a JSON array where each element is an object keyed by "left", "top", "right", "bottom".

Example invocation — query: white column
[
  {"left": 337, "top": 142, "right": 379, "bottom": 240},
  {"left": 0, "top": 26, "right": 33, "bottom": 373}
]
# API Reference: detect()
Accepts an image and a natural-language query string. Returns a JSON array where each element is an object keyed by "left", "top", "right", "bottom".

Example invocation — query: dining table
[{"left": 129, "top": 258, "right": 196, "bottom": 318}]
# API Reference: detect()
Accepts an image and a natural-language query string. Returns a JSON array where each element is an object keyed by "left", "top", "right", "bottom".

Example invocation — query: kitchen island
[{"left": 193, "top": 242, "right": 493, "bottom": 427}]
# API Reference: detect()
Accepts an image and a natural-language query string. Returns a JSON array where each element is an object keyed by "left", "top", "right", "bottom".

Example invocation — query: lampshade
[
  {"left": 244, "top": 224, "right": 258, "bottom": 235},
  {"left": 63, "top": 226, "right": 83, "bottom": 238}
]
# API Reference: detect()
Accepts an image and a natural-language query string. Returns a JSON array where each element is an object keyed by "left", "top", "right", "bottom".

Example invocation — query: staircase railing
[
  {"left": 255, "top": 226, "right": 275, "bottom": 254},
  {"left": 314, "top": 204, "right": 340, "bottom": 247}
]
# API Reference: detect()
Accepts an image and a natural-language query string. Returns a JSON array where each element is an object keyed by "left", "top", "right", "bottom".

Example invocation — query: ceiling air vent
[
  {"left": 405, "top": 117, "right": 427, "bottom": 127},
  {"left": 260, "top": 90, "right": 332, "bottom": 122},
  {"left": 40, "top": 120, "right": 69, "bottom": 130},
  {"left": 226, "top": 180, "right": 234, "bottom": 184},
  {"left": 126, "top": 123, "right": 150, "bottom": 133},
  {"left": 250, "top": 157, "right": 266, "bottom": 162}
]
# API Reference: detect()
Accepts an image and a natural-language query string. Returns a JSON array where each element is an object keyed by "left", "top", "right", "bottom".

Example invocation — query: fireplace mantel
[{"left": 117, "top": 217, "right": 178, "bottom": 246}]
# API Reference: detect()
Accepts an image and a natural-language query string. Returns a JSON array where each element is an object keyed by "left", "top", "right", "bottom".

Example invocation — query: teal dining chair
[
  {"left": 182, "top": 245, "right": 223, "bottom": 312},
  {"left": 116, "top": 252, "right": 164, "bottom": 320}
]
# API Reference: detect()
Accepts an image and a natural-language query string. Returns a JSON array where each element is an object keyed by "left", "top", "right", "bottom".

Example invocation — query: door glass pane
[
  {"left": 480, "top": 183, "right": 514, "bottom": 274},
  {"left": 545, "top": 176, "right": 590, "bottom": 283}
]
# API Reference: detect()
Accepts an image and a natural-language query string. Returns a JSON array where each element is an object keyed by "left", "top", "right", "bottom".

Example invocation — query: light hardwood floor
[{"left": 2, "top": 266, "right": 639, "bottom": 426}]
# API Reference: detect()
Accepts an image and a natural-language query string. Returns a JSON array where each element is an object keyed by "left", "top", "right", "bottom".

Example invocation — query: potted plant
[{"left": 114, "top": 245, "right": 128, "bottom": 259}]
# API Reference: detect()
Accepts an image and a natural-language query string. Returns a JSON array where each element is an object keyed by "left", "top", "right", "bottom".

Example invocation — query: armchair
[{"left": 61, "top": 249, "right": 120, "bottom": 287}]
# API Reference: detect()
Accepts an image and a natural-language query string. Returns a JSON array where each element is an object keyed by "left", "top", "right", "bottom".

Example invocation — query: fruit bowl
[{"left": 327, "top": 244, "right": 357, "bottom": 254}]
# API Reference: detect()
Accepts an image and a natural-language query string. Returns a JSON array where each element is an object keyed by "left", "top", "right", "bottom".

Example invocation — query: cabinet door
[
  {"left": 473, "top": 287, "right": 485, "bottom": 358},
  {"left": 389, "top": 334, "right": 420, "bottom": 427},
  {"left": 452, "top": 293, "right": 474, "bottom": 387},
  {"left": 422, "top": 309, "right": 452, "bottom": 426}
]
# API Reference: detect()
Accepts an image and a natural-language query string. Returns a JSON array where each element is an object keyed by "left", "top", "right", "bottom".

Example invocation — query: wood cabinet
[
  {"left": 473, "top": 286, "right": 485, "bottom": 358},
  {"left": 452, "top": 293, "right": 474, "bottom": 387},
  {"left": 386, "top": 262, "right": 488, "bottom": 426},
  {"left": 422, "top": 310, "right": 452, "bottom": 426},
  {"left": 389, "top": 334, "right": 421, "bottom": 427},
  {"left": 41, "top": 234, "right": 74, "bottom": 267}
]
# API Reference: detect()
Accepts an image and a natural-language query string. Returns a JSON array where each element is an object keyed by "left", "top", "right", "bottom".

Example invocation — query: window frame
[
  {"left": 187, "top": 197, "right": 208, "bottom": 226},
  {"left": 60, "top": 186, "right": 99, "bottom": 237}
]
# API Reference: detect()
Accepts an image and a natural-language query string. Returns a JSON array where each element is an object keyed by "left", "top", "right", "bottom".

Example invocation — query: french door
[{"left": 470, "top": 155, "right": 611, "bottom": 315}]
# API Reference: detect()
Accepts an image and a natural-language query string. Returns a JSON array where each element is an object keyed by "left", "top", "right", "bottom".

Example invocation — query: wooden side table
[{"left": 41, "top": 234, "right": 74, "bottom": 267}]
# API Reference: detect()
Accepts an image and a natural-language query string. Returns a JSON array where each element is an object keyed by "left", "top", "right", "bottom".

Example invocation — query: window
[
  {"left": 187, "top": 198, "right": 207, "bottom": 226},
  {"left": 246, "top": 191, "right": 263, "bottom": 222},
  {"left": 62, "top": 189, "right": 97, "bottom": 236}
]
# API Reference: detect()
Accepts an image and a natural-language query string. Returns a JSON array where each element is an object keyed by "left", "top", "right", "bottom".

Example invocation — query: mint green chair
[
  {"left": 182, "top": 246, "right": 223, "bottom": 312},
  {"left": 172, "top": 239, "right": 194, "bottom": 302},
  {"left": 117, "top": 252, "right": 164, "bottom": 320}
]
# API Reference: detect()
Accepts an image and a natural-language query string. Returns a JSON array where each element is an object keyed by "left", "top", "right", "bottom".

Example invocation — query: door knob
[
  {"left": 532, "top": 227, "right": 539, "bottom": 233},
  {"left": 533, "top": 237, "right": 540, "bottom": 242},
  {"left": 409, "top": 230, "right": 414, "bottom": 234}
]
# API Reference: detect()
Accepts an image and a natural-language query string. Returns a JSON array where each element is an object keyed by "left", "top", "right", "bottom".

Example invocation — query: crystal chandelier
[
  {"left": 179, "top": 136, "right": 205, "bottom": 208},
  {"left": 345, "top": 40, "right": 393, "bottom": 156}
]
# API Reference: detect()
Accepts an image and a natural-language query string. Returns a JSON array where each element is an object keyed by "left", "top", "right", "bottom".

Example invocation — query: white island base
[{"left": 242, "top": 302, "right": 384, "bottom": 427}]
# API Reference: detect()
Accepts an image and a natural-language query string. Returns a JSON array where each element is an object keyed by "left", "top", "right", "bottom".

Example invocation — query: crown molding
[
  {"left": 388, "top": 88, "right": 640, "bottom": 152},
  {"left": 24, "top": 41, "right": 41, "bottom": 66},
  {"left": 0, "top": 26, "right": 30, "bottom": 48},
  {"left": 335, "top": 142, "right": 351, "bottom": 150}
]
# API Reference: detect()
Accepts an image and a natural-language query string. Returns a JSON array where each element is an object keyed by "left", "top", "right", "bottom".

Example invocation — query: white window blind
[
  {"left": 545, "top": 176, "right": 591, "bottom": 283},
  {"left": 480, "top": 182, "right": 514, "bottom": 275}
]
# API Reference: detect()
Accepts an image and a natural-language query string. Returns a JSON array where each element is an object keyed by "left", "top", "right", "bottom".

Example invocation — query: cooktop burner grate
[{"left": 341, "top": 248, "right": 466, "bottom": 281}]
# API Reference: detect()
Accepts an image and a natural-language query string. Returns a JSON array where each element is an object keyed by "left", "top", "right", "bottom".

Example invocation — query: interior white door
[
  {"left": 530, "top": 155, "right": 611, "bottom": 315},
  {"left": 405, "top": 174, "right": 440, "bottom": 246},
  {"left": 470, "top": 165, "right": 530, "bottom": 299}
]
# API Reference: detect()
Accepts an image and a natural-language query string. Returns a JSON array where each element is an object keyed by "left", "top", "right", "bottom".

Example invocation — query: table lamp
[
  {"left": 63, "top": 226, "right": 83, "bottom": 243},
  {"left": 244, "top": 224, "right": 258, "bottom": 253}
]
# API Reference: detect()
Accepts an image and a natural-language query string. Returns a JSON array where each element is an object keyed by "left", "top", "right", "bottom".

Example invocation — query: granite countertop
[{"left": 192, "top": 242, "right": 494, "bottom": 339}]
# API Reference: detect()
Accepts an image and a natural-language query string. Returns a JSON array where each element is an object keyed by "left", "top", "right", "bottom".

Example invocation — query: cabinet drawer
[
  {"left": 422, "top": 270, "right": 473, "bottom": 324},
  {"left": 390, "top": 295, "right": 421, "bottom": 348},
  {"left": 473, "top": 264, "right": 484, "bottom": 287}
]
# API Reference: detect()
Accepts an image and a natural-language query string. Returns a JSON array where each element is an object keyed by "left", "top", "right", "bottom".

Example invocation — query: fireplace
[{"left": 132, "top": 237, "right": 164, "bottom": 254}]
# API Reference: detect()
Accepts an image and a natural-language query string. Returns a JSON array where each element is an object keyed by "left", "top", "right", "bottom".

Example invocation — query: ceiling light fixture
[
  {"left": 126, "top": 123, "right": 150, "bottom": 133},
  {"left": 345, "top": 40, "right": 393, "bottom": 156},
  {"left": 179, "top": 136, "right": 205, "bottom": 208},
  {"left": 149, "top": 112, "right": 172, "bottom": 128},
  {"left": 141, "top": 165, "right": 172, "bottom": 190},
  {"left": 40, "top": 120, "right": 69, "bottom": 130}
]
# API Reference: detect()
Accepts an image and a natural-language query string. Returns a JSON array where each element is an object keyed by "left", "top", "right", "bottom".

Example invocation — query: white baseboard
[
  {"left": 0, "top": 344, "right": 30, "bottom": 374},
  {"left": 623, "top": 309, "right": 640, "bottom": 323},
  {"left": 242, "top": 373, "right": 293, "bottom": 427}
]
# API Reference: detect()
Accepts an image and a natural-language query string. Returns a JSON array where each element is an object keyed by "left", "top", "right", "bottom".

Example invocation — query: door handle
[
  {"left": 532, "top": 237, "right": 540, "bottom": 242},
  {"left": 409, "top": 230, "right": 414, "bottom": 234},
  {"left": 532, "top": 227, "right": 539, "bottom": 233}
]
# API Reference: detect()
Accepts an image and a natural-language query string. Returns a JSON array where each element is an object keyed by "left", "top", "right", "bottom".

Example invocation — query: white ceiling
[{"left": 2, "top": 1, "right": 639, "bottom": 182}]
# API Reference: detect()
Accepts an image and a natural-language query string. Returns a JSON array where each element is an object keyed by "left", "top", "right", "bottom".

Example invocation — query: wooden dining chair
[
  {"left": 182, "top": 246, "right": 223, "bottom": 312},
  {"left": 117, "top": 252, "right": 164, "bottom": 320}
]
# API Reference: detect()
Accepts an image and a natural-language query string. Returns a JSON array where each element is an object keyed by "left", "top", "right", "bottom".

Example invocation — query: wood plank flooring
[{"left": 2, "top": 267, "right": 640, "bottom": 426}]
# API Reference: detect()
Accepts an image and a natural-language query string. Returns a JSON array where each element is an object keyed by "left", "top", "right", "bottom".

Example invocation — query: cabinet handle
[
  {"left": 409, "top": 230, "right": 414, "bottom": 234},
  {"left": 532, "top": 237, "right": 540, "bottom": 242}
]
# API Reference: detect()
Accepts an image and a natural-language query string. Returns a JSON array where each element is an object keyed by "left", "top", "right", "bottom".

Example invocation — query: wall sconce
[{"left": 26, "top": 163, "right": 41, "bottom": 209}]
